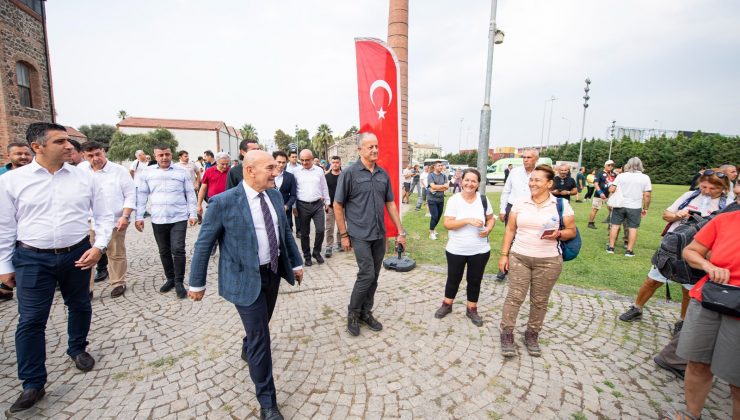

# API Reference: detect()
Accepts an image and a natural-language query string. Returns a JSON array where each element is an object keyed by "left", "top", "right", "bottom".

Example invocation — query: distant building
[
  {"left": 117, "top": 117, "right": 242, "bottom": 157},
  {"left": 65, "top": 126, "right": 87, "bottom": 143},
  {"left": 0, "top": 0, "right": 55, "bottom": 163},
  {"left": 410, "top": 142, "right": 442, "bottom": 163},
  {"left": 326, "top": 134, "right": 358, "bottom": 166},
  {"left": 459, "top": 147, "right": 516, "bottom": 163}
]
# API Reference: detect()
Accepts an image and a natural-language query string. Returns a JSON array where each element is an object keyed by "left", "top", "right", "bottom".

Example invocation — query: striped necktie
[{"left": 257, "top": 192, "right": 279, "bottom": 273}]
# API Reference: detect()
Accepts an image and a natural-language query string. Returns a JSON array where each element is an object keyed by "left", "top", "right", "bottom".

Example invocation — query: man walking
[
  {"left": 202, "top": 150, "right": 216, "bottom": 170},
  {"left": 188, "top": 150, "right": 303, "bottom": 420},
  {"left": 334, "top": 132, "right": 406, "bottom": 337},
  {"left": 0, "top": 142, "right": 32, "bottom": 175},
  {"left": 552, "top": 163, "right": 577, "bottom": 201},
  {"left": 79, "top": 142, "right": 136, "bottom": 298},
  {"left": 197, "top": 152, "right": 231, "bottom": 218},
  {"left": 272, "top": 151, "right": 297, "bottom": 234},
  {"left": 129, "top": 150, "right": 148, "bottom": 178},
  {"left": 226, "top": 139, "right": 260, "bottom": 189},
  {"left": 135, "top": 145, "right": 197, "bottom": 299},
  {"left": 293, "top": 149, "right": 330, "bottom": 266},
  {"left": 175, "top": 150, "right": 201, "bottom": 193},
  {"left": 575, "top": 166, "right": 586, "bottom": 202},
  {"left": 587, "top": 160, "right": 615, "bottom": 229},
  {"left": 0, "top": 123, "right": 113, "bottom": 415},
  {"left": 606, "top": 157, "right": 651, "bottom": 256},
  {"left": 324, "top": 156, "right": 343, "bottom": 257}
]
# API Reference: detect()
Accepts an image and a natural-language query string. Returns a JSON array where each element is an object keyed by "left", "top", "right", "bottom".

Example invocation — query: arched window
[{"left": 16, "top": 62, "right": 32, "bottom": 108}]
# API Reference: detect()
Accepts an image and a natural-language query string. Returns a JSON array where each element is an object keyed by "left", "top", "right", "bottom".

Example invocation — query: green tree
[
  {"left": 274, "top": 129, "right": 293, "bottom": 152},
  {"left": 107, "top": 128, "right": 178, "bottom": 161},
  {"left": 342, "top": 126, "right": 358, "bottom": 139},
  {"left": 240, "top": 123, "right": 259, "bottom": 141},
  {"left": 78, "top": 124, "right": 117, "bottom": 148},
  {"left": 294, "top": 128, "right": 312, "bottom": 153},
  {"left": 312, "top": 123, "right": 333, "bottom": 160},
  {"left": 117, "top": 110, "right": 128, "bottom": 120}
]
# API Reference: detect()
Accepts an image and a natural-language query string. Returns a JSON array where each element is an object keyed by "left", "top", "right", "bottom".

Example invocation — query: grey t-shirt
[
  {"left": 427, "top": 172, "right": 448, "bottom": 203},
  {"left": 334, "top": 160, "right": 394, "bottom": 241}
]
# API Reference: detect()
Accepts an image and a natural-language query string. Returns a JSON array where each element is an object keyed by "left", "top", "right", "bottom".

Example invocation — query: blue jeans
[
  {"left": 429, "top": 200, "right": 445, "bottom": 230},
  {"left": 13, "top": 243, "right": 92, "bottom": 390}
]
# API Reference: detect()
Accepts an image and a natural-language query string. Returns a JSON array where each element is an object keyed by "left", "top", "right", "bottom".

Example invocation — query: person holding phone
[
  {"left": 498, "top": 164, "right": 577, "bottom": 358},
  {"left": 433, "top": 169, "right": 495, "bottom": 326}
]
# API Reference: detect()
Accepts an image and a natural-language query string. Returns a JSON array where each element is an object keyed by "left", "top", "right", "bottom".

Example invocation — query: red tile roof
[
  {"left": 226, "top": 126, "right": 236, "bottom": 136},
  {"left": 65, "top": 126, "right": 87, "bottom": 139},
  {"left": 118, "top": 117, "right": 226, "bottom": 131}
]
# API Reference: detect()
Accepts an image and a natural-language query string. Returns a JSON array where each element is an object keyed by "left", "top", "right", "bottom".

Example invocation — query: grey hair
[
  {"left": 356, "top": 131, "right": 377, "bottom": 146},
  {"left": 624, "top": 157, "right": 644, "bottom": 172},
  {"left": 215, "top": 151, "right": 231, "bottom": 162},
  {"left": 522, "top": 148, "right": 540, "bottom": 158},
  {"left": 135, "top": 150, "right": 145, "bottom": 157}
]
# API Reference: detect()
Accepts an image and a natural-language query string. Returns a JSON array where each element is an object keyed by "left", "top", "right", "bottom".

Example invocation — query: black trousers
[
  {"left": 444, "top": 251, "right": 490, "bottom": 303},
  {"left": 348, "top": 237, "right": 385, "bottom": 316},
  {"left": 151, "top": 221, "right": 187, "bottom": 283},
  {"left": 297, "top": 200, "right": 325, "bottom": 257},
  {"left": 235, "top": 266, "right": 281, "bottom": 409},
  {"left": 96, "top": 253, "right": 108, "bottom": 271}
]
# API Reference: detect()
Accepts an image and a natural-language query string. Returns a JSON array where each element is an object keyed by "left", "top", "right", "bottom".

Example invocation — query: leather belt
[
  {"left": 17, "top": 237, "right": 89, "bottom": 254},
  {"left": 297, "top": 199, "right": 323, "bottom": 205}
]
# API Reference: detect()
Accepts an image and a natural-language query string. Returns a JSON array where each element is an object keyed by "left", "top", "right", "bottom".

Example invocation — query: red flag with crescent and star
[{"left": 355, "top": 37, "right": 402, "bottom": 238}]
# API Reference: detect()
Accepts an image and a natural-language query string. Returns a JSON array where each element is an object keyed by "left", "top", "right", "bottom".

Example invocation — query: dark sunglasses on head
[{"left": 703, "top": 170, "right": 726, "bottom": 179}]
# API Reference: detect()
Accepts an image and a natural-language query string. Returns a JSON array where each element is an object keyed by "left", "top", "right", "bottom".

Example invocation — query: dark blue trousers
[
  {"left": 13, "top": 243, "right": 92, "bottom": 390},
  {"left": 235, "top": 266, "right": 281, "bottom": 409}
]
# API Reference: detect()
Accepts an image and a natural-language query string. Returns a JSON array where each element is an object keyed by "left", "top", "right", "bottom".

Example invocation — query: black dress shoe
[
  {"left": 94, "top": 268, "right": 109, "bottom": 283},
  {"left": 260, "top": 407, "right": 284, "bottom": 420},
  {"left": 72, "top": 351, "right": 95, "bottom": 372},
  {"left": 360, "top": 312, "right": 383, "bottom": 331},
  {"left": 241, "top": 347, "right": 248, "bottom": 363},
  {"left": 304, "top": 258, "right": 313, "bottom": 267},
  {"left": 110, "top": 284, "right": 127, "bottom": 298},
  {"left": 6, "top": 388, "right": 45, "bottom": 414},
  {"left": 160, "top": 279, "right": 175, "bottom": 293},
  {"left": 313, "top": 253, "right": 325, "bottom": 264},
  {"left": 175, "top": 283, "right": 187, "bottom": 299}
]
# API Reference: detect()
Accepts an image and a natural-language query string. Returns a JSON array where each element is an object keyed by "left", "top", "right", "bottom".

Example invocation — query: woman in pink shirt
[{"left": 498, "top": 164, "right": 577, "bottom": 358}]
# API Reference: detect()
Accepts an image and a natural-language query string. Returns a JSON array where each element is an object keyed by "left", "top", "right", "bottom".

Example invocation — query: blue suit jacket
[
  {"left": 278, "top": 171, "right": 297, "bottom": 209},
  {"left": 189, "top": 185, "right": 303, "bottom": 307}
]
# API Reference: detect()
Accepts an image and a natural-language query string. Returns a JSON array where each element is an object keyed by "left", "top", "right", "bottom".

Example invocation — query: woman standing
[
  {"left": 498, "top": 164, "right": 577, "bottom": 357},
  {"left": 451, "top": 168, "right": 463, "bottom": 193},
  {"left": 584, "top": 169, "right": 596, "bottom": 200},
  {"left": 434, "top": 169, "right": 495, "bottom": 326}
]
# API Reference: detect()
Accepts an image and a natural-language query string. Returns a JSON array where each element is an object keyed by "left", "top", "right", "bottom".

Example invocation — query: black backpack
[{"left": 651, "top": 195, "right": 731, "bottom": 285}]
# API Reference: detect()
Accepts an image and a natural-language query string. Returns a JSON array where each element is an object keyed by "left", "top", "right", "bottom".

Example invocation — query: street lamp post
[
  {"left": 546, "top": 96, "right": 558, "bottom": 149},
  {"left": 476, "top": 0, "right": 504, "bottom": 181},
  {"left": 458, "top": 117, "right": 464, "bottom": 153},
  {"left": 576, "top": 78, "right": 591, "bottom": 170},
  {"left": 608, "top": 120, "right": 616, "bottom": 160},
  {"left": 561, "top": 116, "right": 571, "bottom": 144}
]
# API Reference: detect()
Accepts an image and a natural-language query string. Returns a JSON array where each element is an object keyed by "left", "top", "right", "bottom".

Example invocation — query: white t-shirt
[
  {"left": 129, "top": 159, "right": 148, "bottom": 177},
  {"left": 420, "top": 172, "right": 429, "bottom": 188},
  {"left": 612, "top": 171, "right": 652, "bottom": 209},
  {"left": 444, "top": 193, "right": 493, "bottom": 256},
  {"left": 664, "top": 191, "right": 726, "bottom": 233},
  {"left": 175, "top": 161, "right": 198, "bottom": 187}
]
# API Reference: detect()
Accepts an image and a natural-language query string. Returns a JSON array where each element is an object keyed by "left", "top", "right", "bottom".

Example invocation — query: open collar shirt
[
  {"left": 0, "top": 160, "right": 114, "bottom": 274},
  {"left": 500, "top": 166, "right": 535, "bottom": 213},
  {"left": 135, "top": 165, "right": 197, "bottom": 224},
  {"left": 78, "top": 160, "right": 136, "bottom": 219},
  {"left": 294, "top": 164, "right": 330, "bottom": 204}
]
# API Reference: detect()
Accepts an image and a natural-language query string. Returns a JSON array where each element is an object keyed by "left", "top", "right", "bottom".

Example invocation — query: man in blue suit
[
  {"left": 272, "top": 151, "right": 297, "bottom": 232},
  {"left": 188, "top": 150, "right": 303, "bottom": 420}
]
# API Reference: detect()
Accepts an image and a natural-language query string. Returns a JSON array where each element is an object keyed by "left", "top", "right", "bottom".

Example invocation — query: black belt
[
  {"left": 17, "top": 237, "right": 89, "bottom": 254},
  {"left": 298, "top": 199, "right": 323, "bottom": 205}
]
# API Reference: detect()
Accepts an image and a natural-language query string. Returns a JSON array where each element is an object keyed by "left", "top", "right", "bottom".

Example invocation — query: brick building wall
[{"left": 0, "top": 0, "right": 54, "bottom": 163}]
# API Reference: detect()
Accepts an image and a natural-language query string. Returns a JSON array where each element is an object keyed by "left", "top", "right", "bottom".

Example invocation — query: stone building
[
  {"left": 0, "top": 0, "right": 55, "bottom": 163},
  {"left": 410, "top": 141, "right": 442, "bottom": 163},
  {"left": 64, "top": 126, "right": 87, "bottom": 144},
  {"left": 326, "top": 134, "right": 358, "bottom": 166}
]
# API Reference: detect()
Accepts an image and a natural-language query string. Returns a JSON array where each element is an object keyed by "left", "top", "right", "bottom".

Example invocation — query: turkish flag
[{"left": 355, "top": 38, "right": 402, "bottom": 238}]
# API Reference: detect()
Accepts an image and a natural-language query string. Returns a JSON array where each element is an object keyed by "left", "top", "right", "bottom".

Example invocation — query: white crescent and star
[{"left": 369, "top": 79, "right": 392, "bottom": 119}]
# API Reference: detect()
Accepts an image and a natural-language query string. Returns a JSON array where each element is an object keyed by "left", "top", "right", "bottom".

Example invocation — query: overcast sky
[{"left": 46, "top": 0, "right": 740, "bottom": 153}]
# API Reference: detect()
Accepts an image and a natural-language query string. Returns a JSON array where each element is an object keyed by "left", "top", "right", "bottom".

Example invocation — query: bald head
[
  {"left": 299, "top": 149, "right": 314, "bottom": 169},
  {"left": 243, "top": 150, "right": 278, "bottom": 192}
]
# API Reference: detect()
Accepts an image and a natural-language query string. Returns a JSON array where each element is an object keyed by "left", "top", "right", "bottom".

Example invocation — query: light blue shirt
[{"left": 136, "top": 165, "right": 197, "bottom": 224}]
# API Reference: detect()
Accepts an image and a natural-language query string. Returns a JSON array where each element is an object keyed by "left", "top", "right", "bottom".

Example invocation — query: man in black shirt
[
  {"left": 226, "top": 139, "right": 260, "bottom": 189},
  {"left": 504, "top": 164, "right": 513, "bottom": 183},
  {"left": 552, "top": 163, "right": 577, "bottom": 201},
  {"left": 587, "top": 160, "right": 615, "bottom": 229},
  {"left": 324, "top": 156, "right": 342, "bottom": 258}
]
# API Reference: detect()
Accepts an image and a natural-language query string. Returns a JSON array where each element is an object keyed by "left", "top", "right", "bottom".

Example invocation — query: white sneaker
[
  {"left": 429, "top": 232, "right": 438, "bottom": 240},
  {"left": 425, "top": 213, "right": 431, "bottom": 217}
]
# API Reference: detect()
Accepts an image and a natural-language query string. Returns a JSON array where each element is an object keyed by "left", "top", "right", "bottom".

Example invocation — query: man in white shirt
[
  {"left": 720, "top": 164, "right": 737, "bottom": 201},
  {"left": 607, "top": 157, "right": 652, "bottom": 256},
  {"left": 128, "top": 149, "right": 148, "bottom": 178},
  {"left": 285, "top": 150, "right": 300, "bottom": 174},
  {"left": 135, "top": 145, "right": 197, "bottom": 299},
  {"left": 293, "top": 149, "right": 330, "bottom": 266},
  {"left": 175, "top": 150, "right": 201, "bottom": 192},
  {"left": 79, "top": 142, "right": 136, "bottom": 297},
  {"left": 0, "top": 123, "right": 114, "bottom": 414},
  {"left": 415, "top": 164, "right": 430, "bottom": 213}
]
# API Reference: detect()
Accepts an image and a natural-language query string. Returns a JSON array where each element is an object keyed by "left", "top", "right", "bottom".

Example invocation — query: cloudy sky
[{"left": 46, "top": 0, "right": 740, "bottom": 153}]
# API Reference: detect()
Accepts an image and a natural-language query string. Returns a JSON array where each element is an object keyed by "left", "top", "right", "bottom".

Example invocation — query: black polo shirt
[
  {"left": 553, "top": 175, "right": 577, "bottom": 201},
  {"left": 334, "top": 160, "right": 394, "bottom": 241}
]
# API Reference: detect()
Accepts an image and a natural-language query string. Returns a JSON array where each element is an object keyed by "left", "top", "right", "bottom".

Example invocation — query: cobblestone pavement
[{"left": 0, "top": 220, "right": 733, "bottom": 419}]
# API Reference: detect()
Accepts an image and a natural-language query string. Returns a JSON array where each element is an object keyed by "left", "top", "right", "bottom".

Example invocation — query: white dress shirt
[
  {"left": 294, "top": 165, "right": 330, "bottom": 204},
  {"left": 285, "top": 162, "right": 300, "bottom": 174},
  {"left": 499, "top": 166, "right": 535, "bottom": 213},
  {"left": 136, "top": 165, "right": 197, "bottom": 224},
  {"left": 78, "top": 160, "right": 136, "bottom": 219},
  {"left": 275, "top": 171, "right": 284, "bottom": 190},
  {"left": 0, "top": 160, "right": 114, "bottom": 274}
]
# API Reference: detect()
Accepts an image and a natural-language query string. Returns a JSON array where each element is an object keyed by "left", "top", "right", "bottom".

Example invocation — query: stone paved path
[{"left": 0, "top": 221, "right": 732, "bottom": 419}]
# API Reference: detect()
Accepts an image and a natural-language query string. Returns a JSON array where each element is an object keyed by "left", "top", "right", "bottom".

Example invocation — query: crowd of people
[{"left": 0, "top": 122, "right": 738, "bottom": 419}]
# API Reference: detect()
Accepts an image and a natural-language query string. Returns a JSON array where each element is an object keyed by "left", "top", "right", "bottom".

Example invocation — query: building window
[
  {"left": 17, "top": 0, "right": 43, "bottom": 16},
  {"left": 16, "top": 62, "right": 32, "bottom": 108}
]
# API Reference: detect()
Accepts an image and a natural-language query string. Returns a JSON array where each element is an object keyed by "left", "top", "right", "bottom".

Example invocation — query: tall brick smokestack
[{"left": 387, "top": 0, "right": 408, "bottom": 165}]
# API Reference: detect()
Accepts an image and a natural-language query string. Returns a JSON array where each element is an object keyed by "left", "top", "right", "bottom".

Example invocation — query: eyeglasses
[{"left": 703, "top": 170, "right": 727, "bottom": 179}]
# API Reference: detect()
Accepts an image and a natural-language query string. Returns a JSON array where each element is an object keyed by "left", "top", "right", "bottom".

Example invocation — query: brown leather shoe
[
  {"left": 6, "top": 388, "right": 45, "bottom": 414},
  {"left": 500, "top": 330, "right": 516, "bottom": 358},
  {"left": 110, "top": 284, "right": 127, "bottom": 298},
  {"left": 523, "top": 329, "right": 541, "bottom": 357}
]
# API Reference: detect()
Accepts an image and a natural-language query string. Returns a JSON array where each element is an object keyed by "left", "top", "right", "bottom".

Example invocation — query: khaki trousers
[
  {"left": 324, "top": 206, "right": 340, "bottom": 249},
  {"left": 89, "top": 228, "right": 128, "bottom": 290},
  {"left": 500, "top": 252, "right": 563, "bottom": 332}
]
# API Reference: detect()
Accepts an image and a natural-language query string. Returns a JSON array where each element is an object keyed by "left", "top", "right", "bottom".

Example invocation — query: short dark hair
[
  {"left": 7, "top": 142, "right": 30, "bottom": 152},
  {"left": 239, "top": 139, "right": 258, "bottom": 151},
  {"left": 25, "top": 122, "right": 67, "bottom": 145},
  {"left": 178, "top": 150, "right": 189, "bottom": 157},
  {"left": 462, "top": 168, "right": 481, "bottom": 182},
  {"left": 81, "top": 141, "right": 104, "bottom": 152},
  {"left": 203, "top": 150, "right": 214, "bottom": 157},
  {"left": 330, "top": 155, "right": 341, "bottom": 161},
  {"left": 534, "top": 164, "right": 555, "bottom": 181},
  {"left": 273, "top": 150, "right": 288, "bottom": 160},
  {"left": 288, "top": 150, "right": 297, "bottom": 157},
  {"left": 68, "top": 139, "right": 82, "bottom": 153},
  {"left": 153, "top": 144, "right": 171, "bottom": 152},
  {"left": 197, "top": 156, "right": 203, "bottom": 161}
]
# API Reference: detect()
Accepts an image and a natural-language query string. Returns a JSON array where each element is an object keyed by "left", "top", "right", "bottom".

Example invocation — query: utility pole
[{"left": 576, "top": 78, "right": 591, "bottom": 170}]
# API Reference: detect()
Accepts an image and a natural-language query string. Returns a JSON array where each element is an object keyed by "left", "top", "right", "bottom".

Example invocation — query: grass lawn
[{"left": 398, "top": 184, "right": 690, "bottom": 297}]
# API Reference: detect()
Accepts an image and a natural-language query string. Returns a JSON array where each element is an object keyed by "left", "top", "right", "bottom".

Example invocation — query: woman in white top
[
  {"left": 498, "top": 164, "right": 577, "bottom": 358},
  {"left": 434, "top": 169, "right": 495, "bottom": 326}
]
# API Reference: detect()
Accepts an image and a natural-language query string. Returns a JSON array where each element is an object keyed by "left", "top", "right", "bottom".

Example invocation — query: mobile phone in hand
[{"left": 541, "top": 229, "right": 557, "bottom": 239}]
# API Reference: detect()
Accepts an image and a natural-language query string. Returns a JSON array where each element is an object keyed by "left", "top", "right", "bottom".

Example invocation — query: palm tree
[
  {"left": 241, "top": 123, "right": 258, "bottom": 141},
  {"left": 312, "top": 123, "right": 333, "bottom": 160},
  {"left": 117, "top": 110, "right": 128, "bottom": 121}
]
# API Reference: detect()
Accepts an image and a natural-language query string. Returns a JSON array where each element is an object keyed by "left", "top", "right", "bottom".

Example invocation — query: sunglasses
[{"left": 703, "top": 170, "right": 726, "bottom": 179}]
